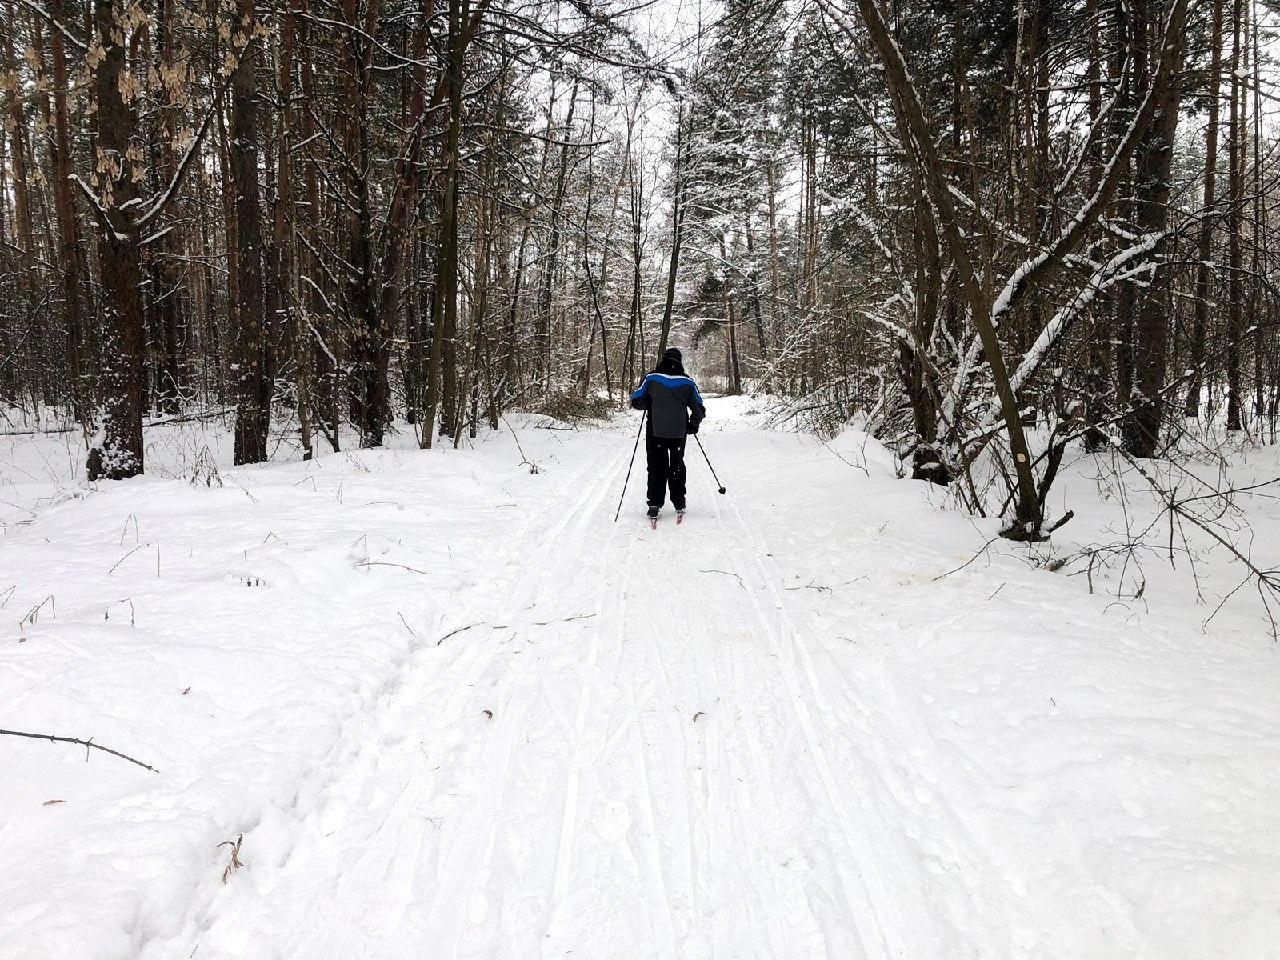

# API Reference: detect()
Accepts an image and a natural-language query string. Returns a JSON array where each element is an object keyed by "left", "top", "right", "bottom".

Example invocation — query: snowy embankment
[{"left": 2, "top": 401, "right": 1278, "bottom": 960}]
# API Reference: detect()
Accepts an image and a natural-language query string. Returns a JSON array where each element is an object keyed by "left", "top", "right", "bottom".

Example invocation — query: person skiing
[{"left": 630, "top": 347, "right": 706, "bottom": 522}]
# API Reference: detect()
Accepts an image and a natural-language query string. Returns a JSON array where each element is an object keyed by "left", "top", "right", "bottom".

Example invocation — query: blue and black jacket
[{"left": 631, "top": 360, "right": 706, "bottom": 440}]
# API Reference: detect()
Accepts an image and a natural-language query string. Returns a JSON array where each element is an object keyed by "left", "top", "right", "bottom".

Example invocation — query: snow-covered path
[
  {"left": 4, "top": 404, "right": 1280, "bottom": 959},
  {"left": 215, "top": 433, "right": 961, "bottom": 960}
]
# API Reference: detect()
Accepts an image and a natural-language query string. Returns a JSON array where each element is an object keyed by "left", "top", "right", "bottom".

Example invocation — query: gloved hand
[{"left": 687, "top": 418, "right": 700, "bottom": 435}]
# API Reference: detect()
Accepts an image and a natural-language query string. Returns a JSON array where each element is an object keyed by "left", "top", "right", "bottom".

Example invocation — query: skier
[{"left": 630, "top": 347, "right": 706, "bottom": 523}]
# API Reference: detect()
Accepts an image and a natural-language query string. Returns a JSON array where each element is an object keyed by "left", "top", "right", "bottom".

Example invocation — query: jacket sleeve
[
  {"left": 630, "top": 376, "right": 651, "bottom": 411},
  {"left": 686, "top": 379, "right": 706, "bottom": 427}
]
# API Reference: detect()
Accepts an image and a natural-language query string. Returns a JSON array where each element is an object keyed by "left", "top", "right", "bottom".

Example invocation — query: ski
[{"left": 646, "top": 506, "right": 686, "bottom": 527}]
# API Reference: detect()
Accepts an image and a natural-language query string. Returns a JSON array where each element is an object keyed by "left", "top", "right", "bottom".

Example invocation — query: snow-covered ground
[{"left": 3, "top": 400, "right": 1279, "bottom": 960}]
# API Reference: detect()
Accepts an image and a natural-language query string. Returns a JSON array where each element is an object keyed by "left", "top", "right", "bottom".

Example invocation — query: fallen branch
[
  {"left": 396, "top": 612, "right": 424, "bottom": 645},
  {"left": 700, "top": 568, "right": 746, "bottom": 588},
  {"left": 784, "top": 580, "right": 833, "bottom": 594},
  {"left": 490, "top": 613, "right": 598, "bottom": 628},
  {"left": 932, "top": 536, "right": 999, "bottom": 581},
  {"left": 356, "top": 560, "right": 431, "bottom": 575},
  {"left": 502, "top": 416, "right": 540, "bottom": 474},
  {"left": 18, "top": 595, "right": 55, "bottom": 636},
  {"left": 436, "top": 621, "right": 484, "bottom": 645},
  {"left": 531, "top": 613, "right": 596, "bottom": 626},
  {"left": 218, "top": 834, "right": 246, "bottom": 882},
  {"left": 108, "top": 544, "right": 149, "bottom": 575},
  {"left": 0, "top": 728, "right": 160, "bottom": 772},
  {"left": 816, "top": 437, "right": 871, "bottom": 476},
  {"left": 1112, "top": 443, "right": 1280, "bottom": 638}
]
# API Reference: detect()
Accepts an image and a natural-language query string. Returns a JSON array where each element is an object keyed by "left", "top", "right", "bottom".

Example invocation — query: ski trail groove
[
  {"left": 700, "top": 467, "right": 941, "bottom": 959},
  {"left": 420, "top": 446, "right": 630, "bottom": 957}
]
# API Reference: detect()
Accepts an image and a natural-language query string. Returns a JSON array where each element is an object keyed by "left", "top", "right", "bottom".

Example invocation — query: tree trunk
[
  {"left": 624, "top": 150, "right": 644, "bottom": 386},
  {"left": 1122, "top": 0, "right": 1185, "bottom": 458},
  {"left": 295, "top": 0, "right": 337, "bottom": 448},
  {"left": 230, "top": 0, "right": 270, "bottom": 465},
  {"left": 658, "top": 103, "right": 688, "bottom": 361},
  {"left": 88, "top": 0, "right": 146, "bottom": 480},
  {"left": 341, "top": 0, "right": 389, "bottom": 447},
  {"left": 275, "top": 0, "right": 312, "bottom": 459},
  {"left": 1185, "top": 0, "right": 1223, "bottom": 420},
  {"left": 1225, "top": 0, "right": 1244, "bottom": 432},
  {"left": 2, "top": 1, "right": 37, "bottom": 402},
  {"left": 424, "top": 0, "right": 469, "bottom": 447},
  {"left": 48, "top": 0, "right": 87, "bottom": 425},
  {"left": 536, "top": 78, "right": 578, "bottom": 393},
  {"left": 1248, "top": 0, "right": 1263, "bottom": 425},
  {"left": 1082, "top": 0, "right": 1109, "bottom": 450},
  {"left": 152, "top": 0, "right": 188, "bottom": 414}
]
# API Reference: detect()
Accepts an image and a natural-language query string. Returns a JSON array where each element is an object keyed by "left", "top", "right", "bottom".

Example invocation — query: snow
[
  {"left": 3, "top": 403, "right": 1280, "bottom": 959},
  {"left": 1007, "top": 231, "right": 1165, "bottom": 399}
]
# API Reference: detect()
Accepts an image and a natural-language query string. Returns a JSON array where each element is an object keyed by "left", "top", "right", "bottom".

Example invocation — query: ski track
[
  {"left": 249, "top": 426, "right": 951, "bottom": 960},
  {"left": 9, "top": 416, "right": 1280, "bottom": 960}
]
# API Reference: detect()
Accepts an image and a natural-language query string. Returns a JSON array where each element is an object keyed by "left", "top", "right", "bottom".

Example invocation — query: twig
[
  {"left": 218, "top": 834, "right": 246, "bottom": 882},
  {"left": 784, "top": 579, "right": 833, "bottom": 593},
  {"left": 501, "top": 416, "right": 540, "bottom": 474},
  {"left": 816, "top": 437, "right": 870, "bottom": 476},
  {"left": 530, "top": 613, "right": 596, "bottom": 626},
  {"left": 436, "top": 621, "right": 483, "bottom": 645},
  {"left": 355, "top": 560, "right": 431, "bottom": 575},
  {"left": 700, "top": 568, "right": 745, "bottom": 587},
  {"left": 108, "top": 544, "right": 149, "bottom": 575},
  {"left": 490, "top": 613, "right": 598, "bottom": 629},
  {"left": 397, "top": 612, "right": 424, "bottom": 644},
  {"left": 18, "top": 595, "right": 55, "bottom": 636},
  {"left": 0, "top": 728, "right": 159, "bottom": 772},
  {"left": 1112, "top": 443, "right": 1280, "bottom": 637},
  {"left": 104, "top": 598, "right": 136, "bottom": 625},
  {"left": 933, "top": 536, "right": 999, "bottom": 581}
]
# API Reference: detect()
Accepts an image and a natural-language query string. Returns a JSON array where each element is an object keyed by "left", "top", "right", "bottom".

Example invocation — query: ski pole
[
  {"left": 613, "top": 411, "right": 646, "bottom": 522},
  {"left": 693, "top": 433, "right": 727, "bottom": 494}
]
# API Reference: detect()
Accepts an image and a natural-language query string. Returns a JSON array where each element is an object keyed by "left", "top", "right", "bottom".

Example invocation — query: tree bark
[
  {"left": 48, "top": 0, "right": 87, "bottom": 424},
  {"left": 230, "top": 0, "right": 270, "bottom": 465},
  {"left": 536, "top": 77, "right": 578, "bottom": 393},
  {"left": 1122, "top": 0, "right": 1185, "bottom": 457},
  {"left": 657, "top": 103, "right": 688, "bottom": 361},
  {"left": 424, "top": 0, "right": 469, "bottom": 447},
  {"left": 1184, "top": 0, "right": 1222, "bottom": 420},
  {"left": 88, "top": 0, "right": 146, "bottom": 480},
  {"left": 1225, "top": 0, "right": 1244, "bottom": 432}
]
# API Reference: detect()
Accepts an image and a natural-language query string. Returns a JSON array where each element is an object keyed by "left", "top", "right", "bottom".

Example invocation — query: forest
[
  {"left": 5, "top": 1, "right": 1280, "bottom": 953},
  {"left": 0, "top": 0, "right": 1277, "bottom": 542}
]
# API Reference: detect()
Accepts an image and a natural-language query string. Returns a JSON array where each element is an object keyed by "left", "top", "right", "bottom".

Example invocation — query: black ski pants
[{"left": 646, "top": 434, "right": 687, "bottom": 510}]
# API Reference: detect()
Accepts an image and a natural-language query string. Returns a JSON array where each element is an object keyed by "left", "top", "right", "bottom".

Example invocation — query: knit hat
[{"left": 662, "top": 347, "right": 683, "bottom": 363}]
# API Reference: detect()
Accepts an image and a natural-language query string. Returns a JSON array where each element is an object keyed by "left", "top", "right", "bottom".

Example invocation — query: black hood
[{"left": 656, "top": 347, "right": 685, "bottom": 376}]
